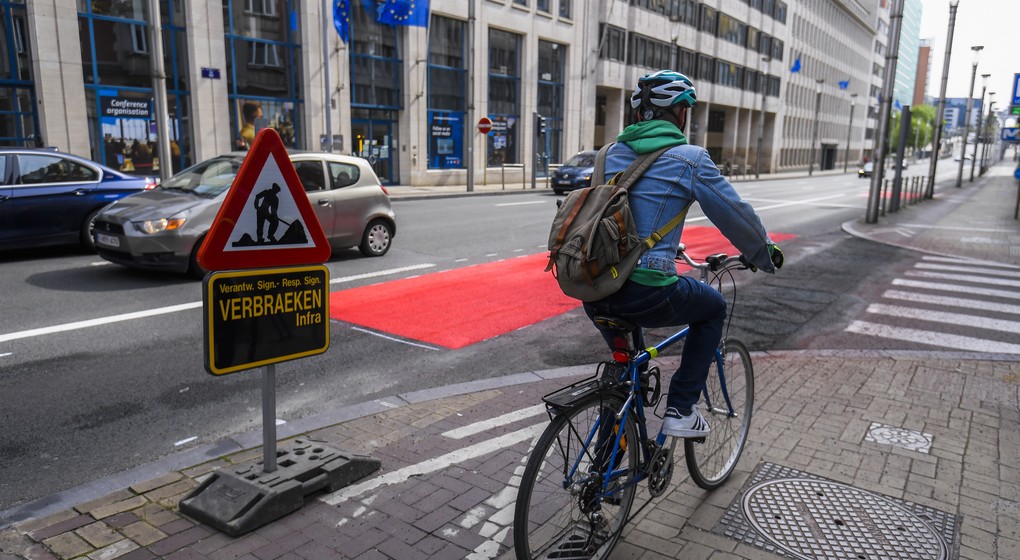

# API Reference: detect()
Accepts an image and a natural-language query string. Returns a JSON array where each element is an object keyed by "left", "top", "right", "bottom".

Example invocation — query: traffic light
[{"left": 536, "top": 114, "right": 547, "bottom": 137}]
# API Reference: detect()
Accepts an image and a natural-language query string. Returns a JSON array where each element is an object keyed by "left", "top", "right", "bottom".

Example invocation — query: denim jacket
[{"left": 605, "top": 142, "right": 775, "bottom": 275}]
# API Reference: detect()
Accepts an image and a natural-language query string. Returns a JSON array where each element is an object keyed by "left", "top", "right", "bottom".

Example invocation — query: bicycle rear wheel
[
  {"left": 685, "top": 338, "right": 754, "bottom": 490},
  {"left": 514, "top": 393, "right": 639, "bottom": 560}
]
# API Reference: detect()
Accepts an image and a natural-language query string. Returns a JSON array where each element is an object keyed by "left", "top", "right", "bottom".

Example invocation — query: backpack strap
[
  {"left": 642, "top": 201, "right": 693, "bottom": 250},
  {"left": 590, "top": 143, "right": 614, "bottom": 186}
]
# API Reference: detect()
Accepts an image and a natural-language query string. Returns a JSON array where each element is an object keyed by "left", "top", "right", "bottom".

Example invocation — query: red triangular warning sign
[{"left": 198, "top": 129, "right": 331, "bottom": 271}]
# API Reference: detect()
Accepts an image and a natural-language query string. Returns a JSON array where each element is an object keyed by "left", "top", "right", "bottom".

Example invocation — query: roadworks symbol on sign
[{"left": 198, "top": 128, "right": 331, "bottom": 271}]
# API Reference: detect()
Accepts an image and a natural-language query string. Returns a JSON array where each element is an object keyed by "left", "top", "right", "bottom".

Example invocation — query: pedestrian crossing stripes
[{"left": 845, "top": 255, "right": 1020, "bottom": 354}]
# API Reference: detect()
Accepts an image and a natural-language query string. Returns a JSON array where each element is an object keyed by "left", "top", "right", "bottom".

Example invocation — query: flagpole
[{"left": 322, "top": 0, "right": 333, "bottom": 152}]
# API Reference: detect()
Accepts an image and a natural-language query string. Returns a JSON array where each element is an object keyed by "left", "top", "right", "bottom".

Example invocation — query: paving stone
[
  {"left": 30, "top": 515, "right": 97, "bottom": 541},
  {"left": 146, "top": 526, "right": 213, "bottom": 557},
  {"left": 120, "top": 522, "right": 168, "bottom": 547},
  {"left": 74, "top": 491, "right": 136, "bottom": 517},
  {"left": 75, "top": 522, "right": 121, "bottom": 548},
  {"left": 86, "top": 539, "right": 139, "bottom": 560},
  {"left": 41, "top": 532, "right": 93, "bottom": 559},
  {"left": 15, "top": 510, "right": 81, "bottom": 535},
  {"left": 90, "top": 497, "right": 150, "bottom": 521}
]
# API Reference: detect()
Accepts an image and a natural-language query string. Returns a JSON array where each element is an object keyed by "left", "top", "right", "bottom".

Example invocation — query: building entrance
[{"left": 352, "top": 116, "right": 399, "bottom": 185}]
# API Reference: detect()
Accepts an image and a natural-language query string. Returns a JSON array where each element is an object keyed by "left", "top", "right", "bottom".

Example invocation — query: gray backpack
[{"left": 546, "top": 143, "right": 690, "bottom": 302}]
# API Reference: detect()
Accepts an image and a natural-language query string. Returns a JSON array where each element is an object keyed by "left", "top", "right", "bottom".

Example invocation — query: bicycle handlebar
[{"left": 676, "top": 242, "right": 752, "bottom": 273}]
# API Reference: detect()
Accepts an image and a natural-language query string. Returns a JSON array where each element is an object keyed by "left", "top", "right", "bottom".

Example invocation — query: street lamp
[
  {"left": 981, "top": 94, "right": 995, "bottom": 173},
  {"left": 970, "top": 73, "right": 990, "bottom": 182},
  {"left": 844, "top": 93, "right": 858, "bottom": 173},
  {"left": 755, "top": 57, "right": 770, "bottom": 179},
  {"left": 956, "top": 45, "right": 983, "bottom": 188},
  {"left": 926, "top": 0, "right": 960, "bottom": 198},
  {"left": 809, "top": 79, "right": 824, "bottom": 176}
]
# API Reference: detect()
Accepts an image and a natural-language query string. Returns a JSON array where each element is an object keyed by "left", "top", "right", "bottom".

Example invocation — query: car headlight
[
  {"left": 579, "top": 174, "right": 592, "bottom": 182},
  {"left": 134, "top": 217, "right": 186, "bottom": 234}
]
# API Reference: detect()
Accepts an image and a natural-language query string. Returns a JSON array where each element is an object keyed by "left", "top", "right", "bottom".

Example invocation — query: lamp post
[
  {"left": 844, "top": 93, "right": 858, "bottom": 172},
  {"left": 755, "top": 57, "right": 770, "bottom": 179},
  {"left": 956, "top": 45, "right": 983, "bottom": 188},
  {"left": 980, "top": 96, "right": 995, "bottom": 173},
  {"left": 809, "top": 79, "right": 824, "bottom": 176},
  {"left": 925, "top": 0, "right": 960, "bottom": 198},
  {"left": 970, "top": 74, "right": 989, "bottom": 182}
]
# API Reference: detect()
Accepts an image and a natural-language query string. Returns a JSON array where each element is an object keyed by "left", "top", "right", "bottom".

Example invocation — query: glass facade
[
  {"left": 0, "top": 0, "right": 37, "bottom": 147},
  {"left": 223, "top": 0, "right": 303, "bottom": 153},
  {"left": 487, "top": 29, "right": 521, "bottom": 167},
  {"left": 78, "top": 0, "right": 192, "bottom": 174},
  {"left": 349, "top": 1, "right": 401, "bottom": 184},
  {"left": 537, "top": 40, "right": 565, "bottom": 164},
  {"left": 427, "top": 15, "right": 466, "bottom": 170}
]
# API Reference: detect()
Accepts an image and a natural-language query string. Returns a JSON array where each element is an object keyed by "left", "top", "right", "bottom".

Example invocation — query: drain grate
[
  {"left": 715, "top": 463, "right": 958, "bottom": 560},
  {"left": 865, "top": 423, "right": 933, "bottom": 453}
]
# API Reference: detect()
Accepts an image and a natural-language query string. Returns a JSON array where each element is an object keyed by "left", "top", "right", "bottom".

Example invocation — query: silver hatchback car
[{"left": 93, "top": 152, "right": 395, "bottom": 276}]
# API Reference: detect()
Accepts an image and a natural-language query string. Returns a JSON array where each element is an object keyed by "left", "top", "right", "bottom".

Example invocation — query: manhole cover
[
  {"left": 742, "top": 478, "right": 948, "bottom": 560},
  {"left": 715, "top": 463, "right": 959, "bottom": 560}
]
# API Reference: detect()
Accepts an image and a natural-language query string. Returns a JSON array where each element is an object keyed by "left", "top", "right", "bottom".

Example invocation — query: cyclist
[{"left": 583, "top": 70, "right": 783, "bottom": 439}]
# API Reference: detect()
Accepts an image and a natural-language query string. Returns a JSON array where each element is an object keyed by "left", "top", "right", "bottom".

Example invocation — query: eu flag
[
  {"left": 838, "top": 80, "right": 849, "bottom": 90},
  {"left": 377, "top": 0, "right": 429, "bottom": 27},
  {"left": 333, "top": 0, "right": 350, "bottom": 43},
  {"left": 790, "top": 57, "right": 801, "bottom": 73}
]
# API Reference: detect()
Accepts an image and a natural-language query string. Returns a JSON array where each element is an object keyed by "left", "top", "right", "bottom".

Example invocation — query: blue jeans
[{"left": 583, "top": 276, "right": 726, "bottom": 412}]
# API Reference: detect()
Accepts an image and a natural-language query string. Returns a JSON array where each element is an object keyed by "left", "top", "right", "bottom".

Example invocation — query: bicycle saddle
[{"left": 593, "top": 315, "right": 637, "bottom": 333}]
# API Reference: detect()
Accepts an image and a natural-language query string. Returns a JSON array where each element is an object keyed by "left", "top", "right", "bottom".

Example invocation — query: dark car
[
  {"left": 551, "top": 150, "right": 598, "bottom": 195},
  {"left": 857, "top": 161, "right": 874, "bottom": 178},
  {"left": 0, "top": 148, "right": 156, "bottom": 251}
]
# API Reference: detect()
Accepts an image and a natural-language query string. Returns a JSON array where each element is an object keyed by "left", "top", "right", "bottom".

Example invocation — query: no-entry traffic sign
[{"left": 478, "top": 117, "right": 493, "bottom": 134}]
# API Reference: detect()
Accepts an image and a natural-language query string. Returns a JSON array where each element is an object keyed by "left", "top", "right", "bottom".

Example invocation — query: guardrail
[
  {"left": 499, "top": 163, "right": 525, "bottom": 190},
  {"left": 878, "top": 175, "right": 927, "bottom": 216}
]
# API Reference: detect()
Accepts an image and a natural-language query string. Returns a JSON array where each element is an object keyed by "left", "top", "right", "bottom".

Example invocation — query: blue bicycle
[{"left": 513, "top": 245, "right": 755, "bottom": 559}]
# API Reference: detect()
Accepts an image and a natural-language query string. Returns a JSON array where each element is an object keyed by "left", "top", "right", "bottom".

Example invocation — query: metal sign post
[{"left": 262, "top": 364, "right": 277, "bottom": 473}]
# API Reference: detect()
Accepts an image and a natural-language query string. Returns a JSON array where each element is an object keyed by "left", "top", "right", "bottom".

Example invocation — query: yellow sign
[{"left": 203, "top": 265, "right": 329, "bottom": 375}]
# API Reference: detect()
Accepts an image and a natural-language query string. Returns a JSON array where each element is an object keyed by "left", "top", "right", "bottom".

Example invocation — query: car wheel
[
  {"left": 553, "top": 189, "right": 563, "bottom": 195},
  {"left": 188, "top": 236, "right": 207, "bottom": 279},
  {"left": 80, "top": 208, "right": 101, "bottom": 252},
  {"left": 359, "top": 219, "right": 392, "bottom": 257}
]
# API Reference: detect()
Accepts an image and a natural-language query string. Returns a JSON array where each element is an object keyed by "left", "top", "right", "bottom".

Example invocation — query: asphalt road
[{"left": 0, "top": 168, "right": 948, "bottom": 510}]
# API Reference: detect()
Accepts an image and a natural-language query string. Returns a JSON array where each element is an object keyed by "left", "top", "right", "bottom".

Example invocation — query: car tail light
[
  {"left": 379, "top": 185, "right": 389, "bottom": 196},
  {"left": 144, "top": 177, "right": 158, "bottom": 190}
]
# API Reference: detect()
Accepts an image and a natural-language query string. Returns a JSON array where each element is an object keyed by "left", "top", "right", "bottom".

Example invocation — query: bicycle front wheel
[
  {"left": 514, "top": 393, "right": 639, "bottom": 560},
  {"left": 685, "top": 338, "right": 754, "bottom": 490}
]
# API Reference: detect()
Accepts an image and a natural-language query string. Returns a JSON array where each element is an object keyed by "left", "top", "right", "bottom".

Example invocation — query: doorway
[{"left": 352, "top": 116, "right": 398, "bottom": 185}]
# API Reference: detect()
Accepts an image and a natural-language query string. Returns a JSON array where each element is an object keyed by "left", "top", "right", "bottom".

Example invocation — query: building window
[
  {"left": 628, "top": 34, "right": 671, "bottom": 70},
  {"left": 538, "top": 0, "right": 549, "bottom": 12},
  {"left": 697, "top": 54, "right": 714, "bottom": 83},
  {"left": 774, "top": 1, "right": 787, "bottom": 23},
  {"left": 488, "top": 28, "right": 521, "bottom": 166},
  {"left": 771, "top": 38, "right": 783, "bottom": 62},
  {"left": 559, "top": 0, "right": 571, "bottom": 18},
  {"left": 699, "top": 5, "right": 716, "bottom": 34},
  {"left": 680, "top": 0, "right": 698, "bottom": 26},
  {"left": 537, "top": 40, "right": 565, "bottom": 163},
  {"left": 599, "top": 25, "right": 626, "bottom": 62},
  {"left": 427, "top": 15, "right": 466, "bottom": 170},
  {"left": 718, "top": 14, "right": 746, "bottom": 46}
]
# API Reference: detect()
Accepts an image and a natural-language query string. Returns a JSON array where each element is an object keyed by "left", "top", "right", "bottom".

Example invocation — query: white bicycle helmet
[{"left": 630, "top": 70, "right": 697, "bottom": 120}]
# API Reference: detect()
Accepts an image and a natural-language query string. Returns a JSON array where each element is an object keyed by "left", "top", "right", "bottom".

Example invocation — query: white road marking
[
  {"left": 1, "top": 264, "right": 438, "bottom": 344},
  {"left": 441, "top": 404, "right": 547, "bottom": 440},
  {"left": 865, "top": 303, "right": 1020, "bottom": 333},
  {"left": 913, "top": 262, "right": 1020, "bottom": 279},
  {"left": 0, "top": 352, "right": 11, "bottom": 358},
  {"left": 174, "top": 436, "right": 198, "bottom": 446},
  {"left": 921, "top": 255, "right": 1020, "bottom": 271},
  {"left": 330, "top": 263, "right": 436, "bottom": 284},
  {"left": 349, "top": 327, "right": 441, "bottom": 350},
  {"left": 903, "top": 270, "right": 1020, "bottom": 289},
  {"left": 90, "top": 261, "right": 111, "bottom": 267},
  {"left": 891, "top": 278, "right": 1020, "bottom": 300},
  {"left": 0, "top": 302, "right": 203, "bottom": 344},
  {"left": 882, "top": 290, "right": 1020, "bottom": 315},
  {"left": 319, "top": 423, "right": 544, "bottom": 505},
  {"left": 496, "top": 201, "right": 546, "bottom": 207},
  {"left": 845, "top": 321, "right": 1020, "bottom": 354}
]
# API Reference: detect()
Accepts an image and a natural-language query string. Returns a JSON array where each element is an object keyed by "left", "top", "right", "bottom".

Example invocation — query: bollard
[{"left": 880, "top": 179, "right": 887, "bottom": 216}]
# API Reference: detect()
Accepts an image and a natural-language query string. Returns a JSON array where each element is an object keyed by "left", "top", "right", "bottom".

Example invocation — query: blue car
[
  {"left": 551, "top": 150, "right": 598, "bottom": 195},
  {"left": 0, "top": 148, "right": 156, "bottom": 251}
]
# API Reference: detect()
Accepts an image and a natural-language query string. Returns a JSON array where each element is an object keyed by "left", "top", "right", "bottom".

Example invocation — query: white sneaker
[{"left": 662, "top": 406, "right": 710, "bottom": 438}]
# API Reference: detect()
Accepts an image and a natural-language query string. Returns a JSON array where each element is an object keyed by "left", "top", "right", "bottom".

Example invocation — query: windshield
[
  {"left": 158, "top": 157, "right": 241, "bottom": 198},
  {"left": 563, "top": 153, "right": 596, "bottom": 168}
]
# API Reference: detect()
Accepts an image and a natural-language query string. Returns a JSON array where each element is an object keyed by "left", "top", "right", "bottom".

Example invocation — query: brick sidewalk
[{"left": 4, "top": 351, "right": 1018, "bottom": 559}]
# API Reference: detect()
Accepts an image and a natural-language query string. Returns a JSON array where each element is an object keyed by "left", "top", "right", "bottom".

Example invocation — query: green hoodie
[{"left": 616, "top": 120, "right": 687, "bottom": 154}]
